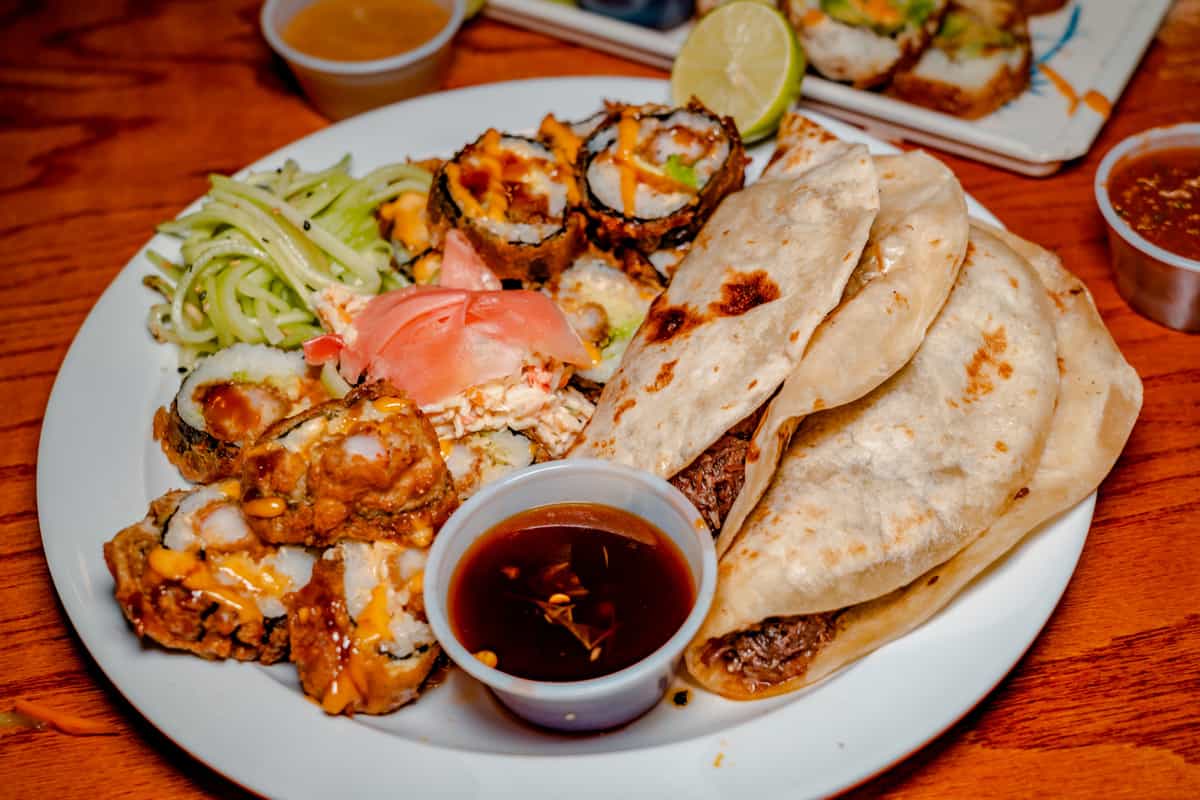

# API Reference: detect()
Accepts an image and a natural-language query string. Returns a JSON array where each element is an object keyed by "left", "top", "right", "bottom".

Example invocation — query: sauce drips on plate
[
  {"left": 449, "top": 503, "right": 695, "bottom": 682},
  {"left": 1108, "top": 147, "right": 1200, "bottom": 261},
  {"left": 282, "top": 0, "right": 451, "bottom": 63}
]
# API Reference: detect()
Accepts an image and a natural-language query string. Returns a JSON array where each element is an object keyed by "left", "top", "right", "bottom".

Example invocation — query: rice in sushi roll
[
  {"left": 103, "top": 483, "right": 315, "bottom": 663},
  {"left": 578, "top": 102, "right": 746, "bottom": 254},
  {"left": 890, "top": 0, "right": 1031, "bottom": 119},
  {"left": 427, "top": 130, "right": 584, "bottom": 284},
  {"left": 785, "top": 0, "right": 949, "bottom": 88},
  {"left": 153, "top": 343, "right": 330, "bottom": 483},
  {"left": 286, "top": 540, "right": 439, "bottom": 715}
]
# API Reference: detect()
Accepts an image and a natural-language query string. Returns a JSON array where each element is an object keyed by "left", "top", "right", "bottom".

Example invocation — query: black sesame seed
[
  {"left": 672, "top": 690, "right": 689, "bottom": 707},
  {"left": 303, "top": 220, "right": 311, "bottom": 231}
]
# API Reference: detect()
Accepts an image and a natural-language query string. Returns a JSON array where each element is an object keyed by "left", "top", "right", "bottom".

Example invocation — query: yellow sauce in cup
[{"left": 282, "top": 0, "right": 451, "bottom": 62}]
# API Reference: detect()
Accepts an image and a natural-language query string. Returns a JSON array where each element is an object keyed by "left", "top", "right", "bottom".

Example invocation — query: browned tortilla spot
[
  {"left": 812, "top": 398, "right": 826, "bottom": 411},
  {"left": 927, "top": 575, "right": 939, "bottom": 586},
  {"left": 613, "top": 399, "right": 636, "bottom": 424},
  {"left": 643, "top": 297, "right": 706, "bottom": 343},
  {"left": 1009, "top": 276, "right": 1019, "bottom": 288},
  {"left": 1057, "top": 356, "right": 1066, "bottom": 375},
  {"left": 1047, "top": 290, "right": 1067, "bottom": 312},
  {"left": 1015, "top": 487, "right": 1030, "bottom": 500},
  {"left": 995, "top": 440, "right": 1008, "bottom": 452},
  {"left": 747, "top": 379, "right": 758, "bottom": 390},
  {"left": 998, "top": 362, "right": 1013, "bottom": 379},
  {"left": 709, "top": 269, "right": 781, "bottom": 317},
  {"left": 746, "top": 442, "right": 760, "bottom": 463},
  {"left": 645, "top": 360, "right": 677, "bottom": 393},
  {"left": 1069, "top": 287, "right": 1083, "bottom": 295},
  {"left": 964, "top": 327, "right": 1008, "bottom": 402}
]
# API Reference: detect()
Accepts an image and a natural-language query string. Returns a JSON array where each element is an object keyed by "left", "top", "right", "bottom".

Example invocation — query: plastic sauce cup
[
  {"left": 1094, "top": 123, "right": 1200, "bottom": 332},
  {"left": 260, "top": 0, "right": 465, "bottom": 120},
  {"left": 424, "top": 459, "right": 717, "bottom": 732}
]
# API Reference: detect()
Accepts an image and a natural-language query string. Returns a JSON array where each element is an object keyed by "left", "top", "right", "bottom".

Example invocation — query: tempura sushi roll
[
  {"left": 427, "top": 129, "right": 584, "bottom": 284},
  {"left": 286, "top": 540, "right": 439, "bottom": 715},
  {"left": 545, "top": 249, "right": 662, "bottom": 386},
  {"left": 579, "top": 102, "right": 745, "bottom": 253},
  {"left": 103, "top": 482, "right": 315, "bottom": 663},
  {"left": 154, "top": 343, "right": 330, "bottom": 483},
  {"left": 238, "top": 382, "right": 458, "bottom": 548},
  {"left": 890, "top": 0, "right": 1031, "bottom": 119},
  {"left": 785, "top": 0, "right": 949, "bottom": 88}
]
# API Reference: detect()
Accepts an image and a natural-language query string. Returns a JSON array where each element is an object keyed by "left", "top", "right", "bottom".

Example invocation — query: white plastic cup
[
  {"left": 424, "top": 459, "right": 717, "bottom": 731},
  {"left": 260, "top": 0, "right": 465, "bottom": 120}
]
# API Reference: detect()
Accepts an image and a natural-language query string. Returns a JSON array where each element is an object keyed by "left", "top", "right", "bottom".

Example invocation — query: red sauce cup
[{"left": 1094, "top": 123, "right": 1200, "bottom": 332}]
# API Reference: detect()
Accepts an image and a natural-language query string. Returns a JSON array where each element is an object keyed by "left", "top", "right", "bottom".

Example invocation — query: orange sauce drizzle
[
  {"left": 1038, "top": 64, "right": 1079, "bottom": 115},
  {"left": 148, "top": 548, "right": 260, "bottom": 623},
  {"left": 616, "top": 113, "right": 640, "bottom": 217},
  {"left": 1082, "top": 90, "right": 1112, "bottom": 118}
]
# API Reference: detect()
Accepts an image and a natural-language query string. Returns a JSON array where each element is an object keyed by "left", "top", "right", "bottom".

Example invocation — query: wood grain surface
[{"left": 1, "top": 1, "right": 1197, "bottom": 797}]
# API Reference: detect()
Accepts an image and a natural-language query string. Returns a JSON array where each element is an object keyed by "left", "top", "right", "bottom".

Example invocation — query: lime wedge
[{"left": 670, "top": 1, "right": 805, "bottom": 143}]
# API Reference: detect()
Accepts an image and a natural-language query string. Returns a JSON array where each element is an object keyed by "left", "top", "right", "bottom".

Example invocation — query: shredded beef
[
  {"left": 700, "top": 613, "right": 839, "bottom": 692},
  {"left": 669, "top": 408, "right": 762, "bottom": 532}
]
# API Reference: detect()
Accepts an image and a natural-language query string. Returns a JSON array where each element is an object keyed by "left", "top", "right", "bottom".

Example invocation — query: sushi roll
[
  {"left": 890, "top": 0, "right": 1031, "bottom": 119},
  {"left": 544, "top": 248, "right": 662, "bottom": 386},
  {"left": 537, "top": 110, "right": 609, "bottom": 168},
  {"left": 286, "top": 540, "right": 439, "bottom": 715},
  {"left": 426, "top": 129, "right": 585, "bottom": 284},
  {"left": 103, "top": 482, "right": 315, "bottom": 663},
  {"left": 238, "top": 382, "right": 458, "bottom": 549},
  {"left": 578, "top": 102, "right": 746, "bottom": 253},
  {"left": 153, "top": 343, "right": 330, "bottom": 483},
  {"left": 442, "top": 428, "right": 537, "bottom": 500},
  {"left": 785, "top": 0, "right": 950, "bottom": 88}
]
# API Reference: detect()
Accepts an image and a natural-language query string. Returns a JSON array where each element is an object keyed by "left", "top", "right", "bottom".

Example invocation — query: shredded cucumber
[{"left": 145, "top": 156, "right": 430, "bottom": 364}]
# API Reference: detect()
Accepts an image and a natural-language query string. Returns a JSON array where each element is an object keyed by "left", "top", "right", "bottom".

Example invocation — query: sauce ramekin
[
  {"left": 260, "top": 0, "right": 465, "bottom": 121},
  {"left": 423, "top": 459, "right": 717, "bottom": 732},
  {"left": 1094, "top": 122, "right": 1200, "bottom": 332}
]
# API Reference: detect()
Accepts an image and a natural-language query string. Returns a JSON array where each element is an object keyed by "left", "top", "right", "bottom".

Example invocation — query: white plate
[
  {"left": 486, "top": 0, "right": 1172, "bottom": 175},
  {"left": 37, "top": 77, "right": 1092, "bottom": 799}
]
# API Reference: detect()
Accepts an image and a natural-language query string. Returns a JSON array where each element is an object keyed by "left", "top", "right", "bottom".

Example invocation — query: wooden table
[{"left": 2, "top": 1, "right": 1197, "bottom": 796}]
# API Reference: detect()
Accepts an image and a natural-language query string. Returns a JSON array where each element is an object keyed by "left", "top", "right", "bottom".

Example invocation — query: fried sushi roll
[
  {"left": 238, "top": 382, "right": 458, "bottom": 548},
  {"left": 286, "top": 540, "right": 438, "bottom": 715},
  {"left": 154, "top": 343, "right": 330, "bottom": 483},
  {"left": 578, "top": 102, "right": 745, "bottom": 253},
  {"left": 785, "top": 0, "right": 949, "bottom": 88},
  {"left": 427, "top": 130, "right": 584, "bottom": 284},
  {"left": 103, "top": 483, "right": 315, "bottom": 663},
  {"left": 890, "top": 0, "right": 1031, "bottom": 119},
  {"left": 545, "top": 248, "right": 662, "bottom": 386}
]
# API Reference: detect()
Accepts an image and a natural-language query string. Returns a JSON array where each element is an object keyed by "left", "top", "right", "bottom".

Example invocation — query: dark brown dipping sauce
[
  {"left": 449, "top": 503, "right": 695, "bottom": 682},
  {"left": 1108, "top": 147, "right": 1200, "bottom": 261}
]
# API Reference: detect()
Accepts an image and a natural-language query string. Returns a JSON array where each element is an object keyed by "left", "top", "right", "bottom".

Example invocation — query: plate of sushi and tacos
[
  {"left": 485, "top": 0, "right": 1172, "bottom": 174},
  {"left": 37, "top": 76, "right": 1141, "bottom": 797}
]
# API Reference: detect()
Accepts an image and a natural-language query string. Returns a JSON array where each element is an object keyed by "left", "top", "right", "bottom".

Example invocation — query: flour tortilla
[
  {"left": 698, "top": 225, "right": 1141, "bottom": 698},
  {"left": 571, "top": 146, "right": 879, "bottom": 480},
  {"left": 717, "top": 116, "right": 969, "bottom": 554},
  {"left": 687, "top": 226, "right": 1062, "bottom": 698}
]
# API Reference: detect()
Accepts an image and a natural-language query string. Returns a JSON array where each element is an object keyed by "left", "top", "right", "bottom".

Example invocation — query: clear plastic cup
[
  {"left": 260, "top": 0, "right": 465, "bottom": 120},
  {"left": 423, "top": 459, "right": 717, "bottom": 731}
]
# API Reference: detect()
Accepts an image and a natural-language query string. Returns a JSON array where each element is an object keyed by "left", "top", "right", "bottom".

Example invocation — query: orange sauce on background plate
[{"left": 282, "top": 0, "right": 450, "bottom": 62}]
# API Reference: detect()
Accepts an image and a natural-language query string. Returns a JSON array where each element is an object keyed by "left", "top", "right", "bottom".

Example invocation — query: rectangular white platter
[{"left": 484, "top": 0, "right": 1172, "bottom": 176}]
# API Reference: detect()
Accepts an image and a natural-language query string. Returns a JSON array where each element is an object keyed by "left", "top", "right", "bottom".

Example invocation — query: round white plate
[{"left": 37, "top": 77, "right": 1091, "bottom": 799}]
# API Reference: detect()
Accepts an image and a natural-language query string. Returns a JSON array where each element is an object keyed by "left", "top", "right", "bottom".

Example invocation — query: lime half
[{"left": 670, "top": 1, "right": 805, "bottom": 143}]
